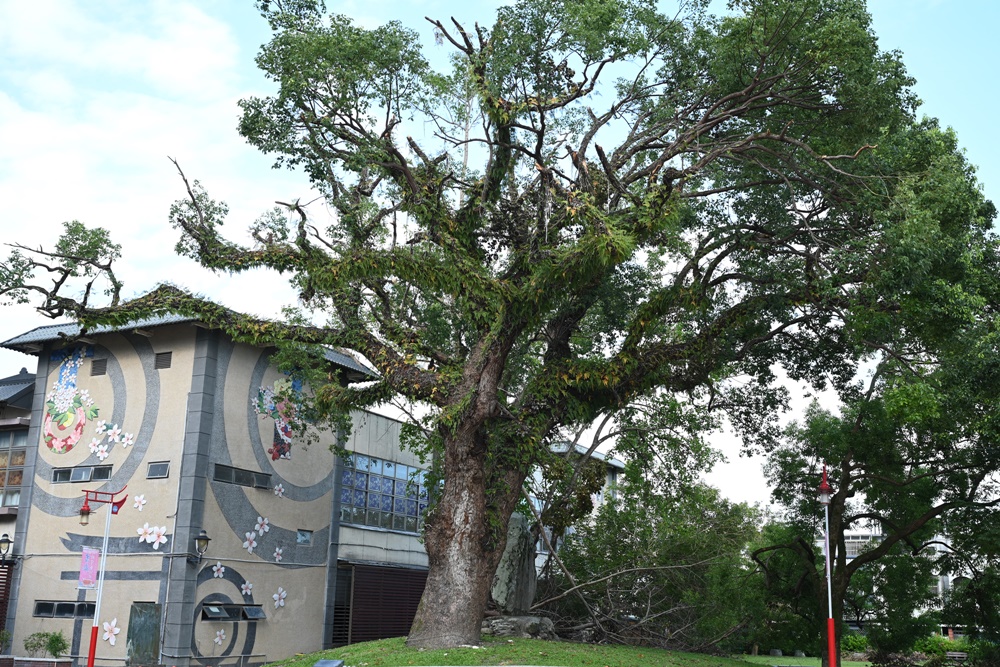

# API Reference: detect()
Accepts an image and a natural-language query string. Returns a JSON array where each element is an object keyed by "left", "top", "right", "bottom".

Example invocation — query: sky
[{"left": 0, "top": 0, "right": 996, "bottom": 506}]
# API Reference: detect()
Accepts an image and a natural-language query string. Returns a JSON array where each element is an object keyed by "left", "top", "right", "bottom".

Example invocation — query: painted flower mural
[
  {"left": 137, "top": 523, "right": 168, "bottom": 550},
  {"left": 212, "top": 562, "right": 225, "bottom": 578},
  {"left": 214, "top": 629, "right": 226, "bottom": 646},
  {"left": 273, "top": 587, "right": 287, "bottom": 608},
  {"left": 273, "top": 546, "right": 283, "bottom": 563},
  {"left": 273, "top": 483, "right": 285, "bottom": 498},
  {"left": 102, "top": 618, "right": 120, "bottom": 646},
  {"left": 254, "top": 377, "right": 303, "bottom": 461},
  {"left": 43, "top": 348, "right": 98, "bottom": 453},
  {"left": 241, "top": 581, "right": 253, "bottom": 596},
  {"left": 137, "top": 523, "right": 154, "bottom": 543},
  {"left": 255, "top": 516, "right": 269, "bottom": 535},
  {"left": 243, "top": 531, "right": 257, "bottom": 554},
  {"left": 150, "top": 526, "right": 168, "bottom": 550},
  {"left": 133, "top": 495, "right": 146, "bottom": 511}
]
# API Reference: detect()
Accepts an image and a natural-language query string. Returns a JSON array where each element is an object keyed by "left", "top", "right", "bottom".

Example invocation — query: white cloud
[{"left": 0, "top": 2, "right": 317, "bottom": 377}]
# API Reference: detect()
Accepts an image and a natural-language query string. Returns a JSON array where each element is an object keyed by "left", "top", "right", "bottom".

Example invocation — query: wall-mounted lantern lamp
[
  {"left": 0, "top": 533, "right": 13, "bottom": 564},
  {"left": 189, "top": 529, "right": 211, "bottom": 565}
]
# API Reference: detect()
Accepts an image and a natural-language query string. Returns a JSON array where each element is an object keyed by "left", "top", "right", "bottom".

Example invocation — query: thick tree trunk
[
  {"left": 405, "top": 433, "right": 521, "bottom": 647},
  {"left": 406, "top": 343, "right": 527, "bottom": 647}
]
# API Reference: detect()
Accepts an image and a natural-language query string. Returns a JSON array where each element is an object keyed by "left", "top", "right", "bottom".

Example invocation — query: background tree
[
  {"left": 541, "top": 474, "right": 763, "bottom": 652},
  {"left": 3, "top": 0, "right": 987, "bottom": 648},
  {"left": 751, "top": 112, "right": 998, "bottom": 664}
]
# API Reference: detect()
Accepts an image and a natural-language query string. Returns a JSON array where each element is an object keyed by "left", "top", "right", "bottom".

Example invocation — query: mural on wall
[
  {"left": 253, "top": 377, "right": 303, "bottom": 461},
  {"left": 102, "top": 618, "right": 120, "bottom": 646},
  {"left": 43, "top": 347, "right": 98, "bottom": 453},
  {"left": 136, "top": 523, "right": 169, "bottom": 550}
]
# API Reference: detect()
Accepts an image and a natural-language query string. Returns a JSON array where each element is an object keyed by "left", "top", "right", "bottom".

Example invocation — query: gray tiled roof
[
  {"left": 1, "top": 315, "right": 376, "bottom": 379},
  {"left": 0, "top": 314, "right": 194, "bottom": 349},
  {"left": 0, "top": 368, "right": 34, "bottom": 406},
  {"left": 551, "top": 441, "right": 626, "bottom": 469}
]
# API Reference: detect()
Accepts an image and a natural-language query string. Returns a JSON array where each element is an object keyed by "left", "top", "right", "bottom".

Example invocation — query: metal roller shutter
[{"left": 332, "top": 563, "right": 427, "bottom": 646}]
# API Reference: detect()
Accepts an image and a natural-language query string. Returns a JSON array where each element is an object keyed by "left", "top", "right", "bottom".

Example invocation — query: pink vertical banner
[{"left": 79, "top": 546, "right": 100, "bottom": 589}]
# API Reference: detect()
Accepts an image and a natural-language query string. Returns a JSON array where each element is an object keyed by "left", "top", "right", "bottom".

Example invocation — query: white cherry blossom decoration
[
  {"left": 273, "top": 587, "right": 287, "bottom": 608},
  {"left": 212, "top": 562, "right": 225, "bottom": 578},
  {"left": 214, "top": 629, "right": 226, "bottom": 646},
  {"left": 137, "top": 523, "right": 154, "bottom": 543},
  {"left": 255, "top": 516, "right": 269, "bottom": 535},
  {"left": 96, "top": 444, "right": 110, "bottom": 461},
  {"left": 120, "top": 432, "right": 134, "bottom": 447},
  {"left": 95, "top": 420, "right": 107, "bottom": 434},
  {"left": 106, "top": 424, "right": 122, "bottom": 442},
  {"left": 243, "top": 531, "right": 257, "bottom": 554},
  {"left": 273, "top": 483, "right": 285, "bottom": 498},
  {"left": 133, "top": 495, "right": 146, "bottom": 512},
  {"left": 273, "top": 546, "right": 283, "bottom": 563},
  {"left": 241, "top": 581, "right": 253, "bottom": 596},
  {"left": 150, "top": 526, "right": 168, "bottom": 550},
  {"left": 89, "top": 437, "right": 102, "bottom": 454},
  {"left": 102, "top": 618, "right": 120, "bottom": 646}
]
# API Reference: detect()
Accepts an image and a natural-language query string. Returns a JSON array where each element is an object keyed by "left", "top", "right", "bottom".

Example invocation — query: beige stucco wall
[
  {"left": 15, "top": 326, "right": 197, "bottom": 661},
  {"left": 14, "top": 328, "right": 427, "bottom": 665}
]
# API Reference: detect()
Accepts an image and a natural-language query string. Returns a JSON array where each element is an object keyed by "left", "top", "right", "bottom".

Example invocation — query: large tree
[{"left": 4, "top": 0, "right": 981, "bottom": 647}]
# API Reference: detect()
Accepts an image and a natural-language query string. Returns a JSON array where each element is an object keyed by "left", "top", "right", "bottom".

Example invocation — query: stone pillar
[{"left": 490, "top": 512, "right": 537, "bottom": 614}]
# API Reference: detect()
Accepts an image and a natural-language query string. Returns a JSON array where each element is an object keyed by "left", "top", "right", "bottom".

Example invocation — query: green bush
[
  {"left": 912, "top": 634, "right": 968, "bottom": 657},
  {"left": 23, "top": 631, "right": 68, "bottom": 658},
  {"left": 842, "top": 633, "right": 870, "bottom": 654},
  {"left": 968, "top": 639, "right": 1000, "bottom": 667},
  {"left": 45, "top": 631, "right": 68, "bottom": 659}
]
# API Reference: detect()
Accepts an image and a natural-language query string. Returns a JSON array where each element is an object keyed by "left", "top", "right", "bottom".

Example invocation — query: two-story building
[{"left": 0, "top": 316, "right": 430, "bottom": 667}]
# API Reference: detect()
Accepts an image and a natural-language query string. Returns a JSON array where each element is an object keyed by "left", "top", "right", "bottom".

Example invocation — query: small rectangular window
[
  {"left": 214, "top": 464, "right": 269, "bottom": 489},
  {"left": 52, "top": 468, "right": 71, "bottom": 483},
  {"left": 90, "top": 358, "right": 108, "bottom": 376},
  {"left": 92, "top": 466, "right": 112, "bottom": 481},
  {"left": 78, "top": 602, "right": 95, "bottom": 617},
  {"left": 296, "top": 530, "right": 313, "bottom": 546},
  {"left": 147, "top": 462, "right": 170, "bottom": 479},
  {"left": 202, "top": 605, "right": 228, "bottom": 620},
  {"left": 54, "top": 602, "right": 76, "bottom": 618},
  {"left": 33, "top": 602, "right": 55, "bottom": 617},
  {"left": 154, "top": 351, "right": 172, "bottom": 369},
  {"left": 70, "top": 467, "right": 92, "bottom": 483},
  {"left": 242, "top": 606, "right": 267, "bottom": 620}
]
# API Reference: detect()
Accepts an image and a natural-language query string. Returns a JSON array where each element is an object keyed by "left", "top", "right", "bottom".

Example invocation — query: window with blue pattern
[{"left": 339, "top": 454, "right": 428, "bottom": 533}]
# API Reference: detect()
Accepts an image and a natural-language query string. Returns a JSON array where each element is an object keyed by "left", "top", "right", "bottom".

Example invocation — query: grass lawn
[
  {"left": 741, "top": 655, "right": 870, "bottom": 667},
  {"left": 269, "top": 637, "right": 759, "bottom": 667}
]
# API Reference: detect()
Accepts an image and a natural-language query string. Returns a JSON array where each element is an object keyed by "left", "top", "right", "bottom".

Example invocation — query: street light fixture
[
  {"left": 0, "top": 533, "right": 12, "bottom": 564},
  {"left": 79, "top": 487, "right": 128, "bottom": 667},
  {"left": 189, "top": 529, "right": 212, "bottom": 565},
  {"left": 818, "top": 465, "right": 837, "bottom": 667}
]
